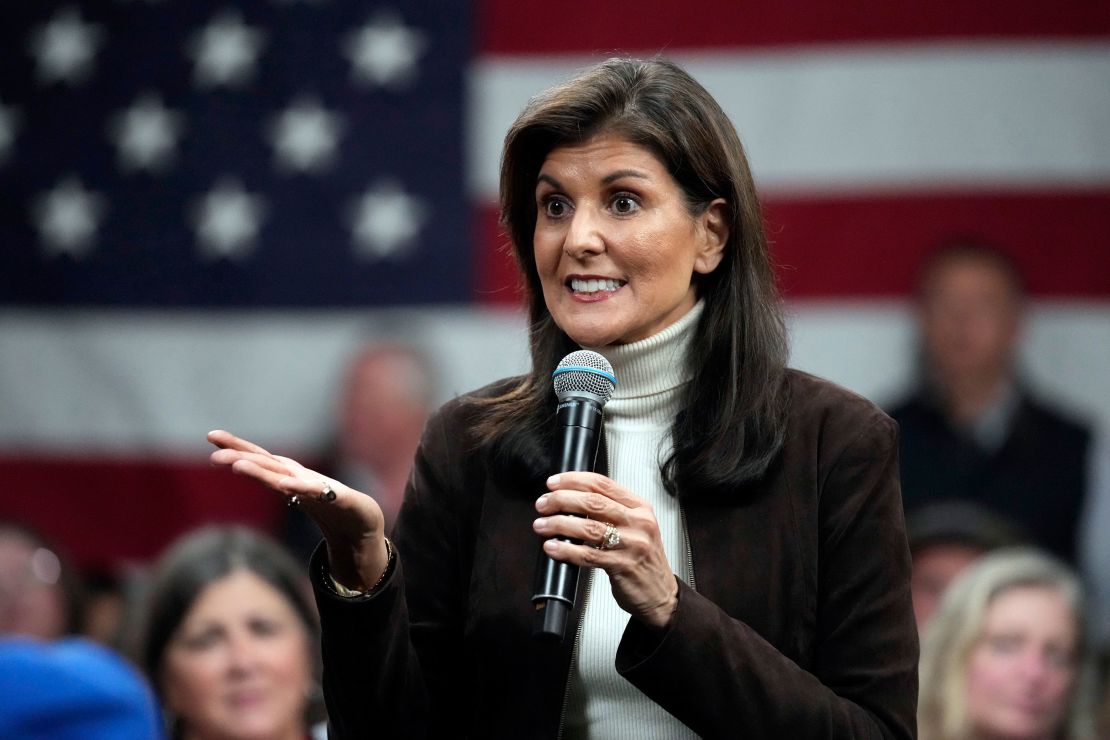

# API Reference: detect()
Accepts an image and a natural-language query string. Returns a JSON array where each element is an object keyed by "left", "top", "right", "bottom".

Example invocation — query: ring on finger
[
  {"left": 320, "top": 482, "right": 336, "bottom": 503},
  {"left": 288, "top": 495, "right": 301, "bottom": 508},
  {"left": 597, "top": 522, "right": 621, "bottom": 551}
]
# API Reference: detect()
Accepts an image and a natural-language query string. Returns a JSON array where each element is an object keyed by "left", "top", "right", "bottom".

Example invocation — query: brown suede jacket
[{"left": 311, "top": 369, "right": 919, "bottom": 739}]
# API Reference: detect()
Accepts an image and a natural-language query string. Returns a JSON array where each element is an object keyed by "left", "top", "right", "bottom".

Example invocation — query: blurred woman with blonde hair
[{"left": 919, "top": 547, "right": 1097, "bottom": 740}]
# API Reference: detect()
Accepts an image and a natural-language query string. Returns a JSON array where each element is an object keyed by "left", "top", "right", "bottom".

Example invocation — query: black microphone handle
[{"left": 532, "top": 396, "right": 603, "bottom": 641}]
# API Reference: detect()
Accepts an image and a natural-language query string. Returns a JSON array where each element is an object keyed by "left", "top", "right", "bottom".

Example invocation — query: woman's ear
[{"left": 693, "top": 198, "right": 728, "bottom": 275}]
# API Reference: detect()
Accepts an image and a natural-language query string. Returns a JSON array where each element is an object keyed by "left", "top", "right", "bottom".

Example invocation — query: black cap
[{"left": 906, "top": 501, "right": 1027, "bottom": 555}]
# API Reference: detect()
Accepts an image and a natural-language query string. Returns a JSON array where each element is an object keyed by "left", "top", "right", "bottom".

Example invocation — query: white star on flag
[
  {"left": 190, "top": 178, "right": 268, "bottom": 261},
  {"left": 187, "top": 11, "right": 266, "bottom": 88},
  {"left": 347, "top": 179, "right": 428, "bottom": 260},
  {"left": 343, "top": 11, "right": 427, "bottom": 89},
  {"left": 28, "top": 6, "right": 105, "bottom": 85},
  {"left": 108, "top": 94, "right": 185, "bottom": 173},
  {"left": 32, "top": 177, "right": 107, "bottom": 259},
  {"left": 0, "top": 101, "right": 19, "bottom": 164},
  {"left": 267, "top": 97, "right": 346, "bottom": 174}
]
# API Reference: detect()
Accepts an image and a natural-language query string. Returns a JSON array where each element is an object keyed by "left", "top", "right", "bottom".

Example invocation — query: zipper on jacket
[
  {"left": 555, "top": 566, "right": 592, "bottom": 740},
  {"left": 680, "top": 503, "right": 696, "bottom": 591},
  {"left": 556, "top": 496, "right": 694, "bottom": 738}
]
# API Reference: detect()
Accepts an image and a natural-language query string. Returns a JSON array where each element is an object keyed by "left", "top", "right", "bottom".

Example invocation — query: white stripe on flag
[
  {"left": 3, "top": 304, "right": 1108, "bottom": 453},
  {"left": 468, "top": 42, "right": 1110, "bottom": 199}
]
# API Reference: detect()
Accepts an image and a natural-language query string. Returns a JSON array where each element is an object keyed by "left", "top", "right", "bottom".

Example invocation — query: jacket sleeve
[
  {"left": 311, "top": 406, "right": 467, "bottom": 739},
  {"left": 614, "top": 416, "right": 919, "bottom": 739}
]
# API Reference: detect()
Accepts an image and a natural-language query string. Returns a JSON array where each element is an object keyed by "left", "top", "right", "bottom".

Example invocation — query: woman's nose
[
  {"left": 563, "top": 208, "right": 604, "bottom": 259},
  {"left": 1015, "top": 649, "right": 1053, "bottom": 683},
  {"left": 226, "top": 633, "right": 260, "bottom": 673}
]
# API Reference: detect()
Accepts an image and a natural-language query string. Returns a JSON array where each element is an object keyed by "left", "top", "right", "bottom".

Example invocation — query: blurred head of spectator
[
  {"left": 334, "top": 342, "right": 435, "bottom": 527},
  {"left": 919, "top": 548, "right": 1097, "bottom": 740},
  {"left": 0, "top": 520, "right": 84, "bottom": 639},
  {"left": 0, "top": 636, "right": 164, "bottom": 739},
  {"left": 138, "top": 526, "right": 320, "bottom": 740},
  {"left": 82, "top": 567, "right": 128, "bottom": 647},
  {"left": 908, "top": 501, "right": 1026, "bottom": 633},
  {"left": 915, "top": 241, "right": 1026, "bottom": 427}
]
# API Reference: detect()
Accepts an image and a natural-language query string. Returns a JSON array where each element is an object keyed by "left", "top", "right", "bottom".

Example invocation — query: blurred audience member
[
  {"left": 138, "top": 526, "right": 322, "bottom": 740},
  {"left": 331, "top": 343, "right": 434, "bottom": 526},
  {"left": 1079, "top": 437, "right": 1110, "bottom": 656},
  {"left": 0, "top": 521, "right": 84, "bottom": 639},
  {"left": 82, "top": 567, "right": 128, "bottom": 647},
  {"left": 890, "top": 242, "right": 1093, "bottom": 563},
  {"left": 908, "top": 501, "right": 1025, "bottom": 634},
  {"left": 286, "top": 343, "right": 435, "bottom": 560},
  {"left": 0, "top": 636, "right": 164, "bottom": 739},
  {"left": 918, "top": 548, "right": 1096, "bottom": 740}
]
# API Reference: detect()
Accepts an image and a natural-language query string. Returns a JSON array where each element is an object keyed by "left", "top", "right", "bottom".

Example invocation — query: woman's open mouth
[{"left": 568, "top": 277, "right": 625, "bottom": 297}]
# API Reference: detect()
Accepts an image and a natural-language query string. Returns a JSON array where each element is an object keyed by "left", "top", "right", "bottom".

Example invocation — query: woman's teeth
[{"left": 570, "top": 278, "right": 623, "bottom": 294}]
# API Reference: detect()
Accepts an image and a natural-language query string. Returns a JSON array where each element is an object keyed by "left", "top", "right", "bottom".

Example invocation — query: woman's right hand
[{"left": 207, "top": 429, "right": 390, "bottom": 592}]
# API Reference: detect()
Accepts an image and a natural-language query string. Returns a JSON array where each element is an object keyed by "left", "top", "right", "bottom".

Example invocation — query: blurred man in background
[
  {"left": 330, "top": 344, "right": 436, "bottom": 528},
  {"left": 285, "top": 343, "right": 435, "bottom": 560},
  {"left": 890, "top": 242, "right": 1092, "bottom": 563}
]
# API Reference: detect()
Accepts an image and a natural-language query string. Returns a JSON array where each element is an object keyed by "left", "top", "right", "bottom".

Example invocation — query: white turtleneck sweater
[{"left": 562, "top": 302, "right": 702, "bottom": 739}]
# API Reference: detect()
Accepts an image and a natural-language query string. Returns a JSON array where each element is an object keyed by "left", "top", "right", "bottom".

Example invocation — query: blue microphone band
[{"left": 551, "top": 365, "right": 618, "bottom": 386}]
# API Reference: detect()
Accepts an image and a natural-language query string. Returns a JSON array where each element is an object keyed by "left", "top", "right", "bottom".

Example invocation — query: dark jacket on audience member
[
  {"left": 891, "top": 387, "right": 1090, "bottom": 562},
  {"left": 311, "top": 370, "right": 919, "bottom": 739}
]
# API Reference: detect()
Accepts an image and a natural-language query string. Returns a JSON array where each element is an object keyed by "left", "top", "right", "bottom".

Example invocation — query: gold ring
[{"left": 598, "top": 522, "right": 621, "bottom": 550}]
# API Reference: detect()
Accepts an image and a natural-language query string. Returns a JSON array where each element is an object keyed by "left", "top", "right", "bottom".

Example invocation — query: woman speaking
[{"left": 209, "top": 58, "right": 918, "bottom": 738}]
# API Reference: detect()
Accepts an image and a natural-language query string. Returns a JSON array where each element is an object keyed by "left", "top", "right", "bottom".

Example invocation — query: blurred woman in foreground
[
  {"left": 138, "top": 526, "right": 321, "bottom": 740},
  {"left": 919, "top": 548, "right": 1096, "bottom": 740}
]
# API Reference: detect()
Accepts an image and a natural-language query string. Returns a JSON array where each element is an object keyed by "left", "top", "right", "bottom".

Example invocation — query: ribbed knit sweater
[{"left": 562, "top": 302, "right": 701, "bottom": 739}]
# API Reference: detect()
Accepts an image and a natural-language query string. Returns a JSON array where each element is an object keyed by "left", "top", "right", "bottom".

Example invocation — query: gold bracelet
[
  {"left": 326, "top": 538, "right": 395, "bottom": 599},
  {"left": 366, "top": 537, "right": 396, "bottom": 595}
]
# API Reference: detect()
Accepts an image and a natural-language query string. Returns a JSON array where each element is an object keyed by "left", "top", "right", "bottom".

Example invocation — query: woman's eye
[
  {"left": 542, "top": 197, "right": 567, "bottom": 218},
  {"left": 249, "top": 618, "right": 283, "bottom": 637},
  {"left": 1044, "top": 645, "right": 1074, "bottom": 669},
  {"left": 180, "top": 630, "right": 220, "bottom": 651},
  {"left": 611, "top": 195, "right": 639, "bottom": 214}
]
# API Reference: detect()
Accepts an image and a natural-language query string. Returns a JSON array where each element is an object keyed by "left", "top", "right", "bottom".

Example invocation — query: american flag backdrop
[{"left": 1, "top": 0, "right": 1109, "bottom": 570}]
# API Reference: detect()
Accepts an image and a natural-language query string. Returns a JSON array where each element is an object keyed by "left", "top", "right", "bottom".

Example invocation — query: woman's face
[
  {"left": 965, "top": 585, "right": 1077, "bottom": 740},
  {"left": 532, "top": 134, "right": 727, "bottom": 347},
  {"left": 162, "top": 569, "right": 313, "bottom": 740}
]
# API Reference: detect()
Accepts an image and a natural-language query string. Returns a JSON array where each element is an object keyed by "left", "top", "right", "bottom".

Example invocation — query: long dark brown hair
[{"left": 474, "top": 57, "right": 789, "bottom": 496}]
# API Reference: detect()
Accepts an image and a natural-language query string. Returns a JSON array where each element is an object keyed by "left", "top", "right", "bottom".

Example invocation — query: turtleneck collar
[{"left": 585, "top": 301, "right": 703, "bottom": 424}]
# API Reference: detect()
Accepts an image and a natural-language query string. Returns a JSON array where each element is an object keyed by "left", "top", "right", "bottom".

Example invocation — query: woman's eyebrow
[
  {"left": 536, "top": 169, "right": 651, "bottom": 190},
  {"left": 535, "top": 173, "right": 562, "bottom": 190},
  {"left": 601, "top": 169, "right": 650, "bottom": 185}
]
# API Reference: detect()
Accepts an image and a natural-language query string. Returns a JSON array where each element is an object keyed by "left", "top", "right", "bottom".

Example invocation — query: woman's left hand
[{"left": 533, "top": 471, "right": 679, "bottom": 629}]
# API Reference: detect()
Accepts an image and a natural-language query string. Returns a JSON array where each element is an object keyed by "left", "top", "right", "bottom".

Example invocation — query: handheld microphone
[{"left": 532, "top": 350, "right": 616, "bottom": 641}]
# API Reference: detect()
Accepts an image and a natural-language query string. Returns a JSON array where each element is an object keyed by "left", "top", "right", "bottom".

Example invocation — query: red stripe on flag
[
  {"left": 0, "top": 457, "right": 285, "bottom": 571},
  {"left": 478, "top": 1, "right": 1110, "bottom": 53},
  {"left": 475, "top": 189, "right": 1110, "bottom": 304},
  {"left": 766, "top": 190, "right": 1110, "bottom": 298}
]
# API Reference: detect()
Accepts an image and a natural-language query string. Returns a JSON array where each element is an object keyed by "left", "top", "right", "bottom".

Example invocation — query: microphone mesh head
[{"left": 552, "top": 350, "right": 616, "bottom": 405}]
